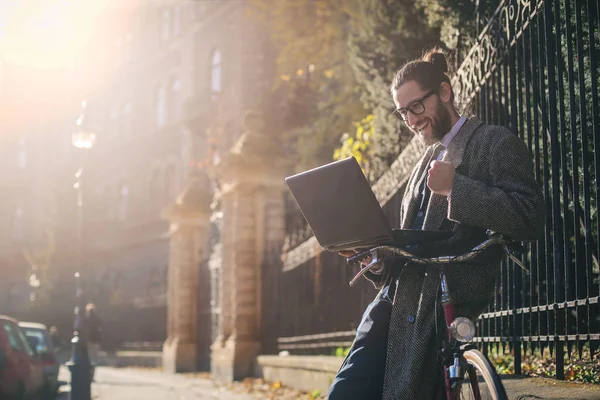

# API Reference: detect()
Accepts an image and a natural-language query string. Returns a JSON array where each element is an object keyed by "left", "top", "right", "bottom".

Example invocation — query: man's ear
[{"left": 439, "top": 82, "right": 453, "bottom": 103}]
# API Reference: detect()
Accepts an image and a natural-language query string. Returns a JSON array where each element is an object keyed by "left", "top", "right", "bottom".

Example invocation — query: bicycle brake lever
[
  {"left": 346, "top": 250, "right": 372, "bottom": 268},
  {"left": 349, "top": 251, "right": 382, "bottom": 287}
]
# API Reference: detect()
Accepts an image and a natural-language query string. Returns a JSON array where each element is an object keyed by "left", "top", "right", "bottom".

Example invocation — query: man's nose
[{"left": 406, "top": 111, "right": 420, "bottom": 128}]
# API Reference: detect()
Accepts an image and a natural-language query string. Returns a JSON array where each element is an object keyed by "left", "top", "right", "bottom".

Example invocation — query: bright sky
[{"left": 0, "top": 0, "right": 109, "bottom": 70}]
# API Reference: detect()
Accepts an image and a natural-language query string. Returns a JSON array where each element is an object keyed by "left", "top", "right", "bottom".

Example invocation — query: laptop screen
[{"left": 285, "top": 157, "right": 394, "bottom": 251}]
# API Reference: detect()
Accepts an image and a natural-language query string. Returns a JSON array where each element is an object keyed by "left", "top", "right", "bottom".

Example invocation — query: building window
[
  {"left": 161, "top": 9, "right": 171, "bottom": 41},
  {"left": 123, "top": 102, "right": 132, "bottom": 137},
  {"left": 170, "top": 78, "right": 180, "bottom": 122},
  {"left": 17, "top": 139, "right": 27, "bottom": 169},
  {"left": 156, "top": 86, "right": 166, "bottom": 128},
  {"left": 173, "top": 5, "right": 181, "bottom": 36},
  {"left": 149, "top": 170, "right": 163, "bottom": 214},
  {"left": 118, "top": 184, "right": 129, "bottom": 220},
  {"left": 211, "top": 50, "right": 222, "bottom": 100},
  {"left": 109, "top": 107, "right": 119, "bottom": 138},
  {"left": 12, "top": 207, "right": 23, "bottom": 240},
  {"left": 124, "top": 33, "right": 133, "bottom": 63}
]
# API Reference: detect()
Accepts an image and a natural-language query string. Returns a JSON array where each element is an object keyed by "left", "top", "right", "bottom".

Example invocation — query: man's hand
[
  {"left": 338, "top": 249, "right": 372, "bottom": 266},
  {"left": 427, "top": 160, "right": 455, "bottom": 196}
]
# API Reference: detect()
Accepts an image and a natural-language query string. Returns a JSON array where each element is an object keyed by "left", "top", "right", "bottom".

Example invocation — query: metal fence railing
[{"left": 274, "top": 0, "right": 600, "bottom": 381}]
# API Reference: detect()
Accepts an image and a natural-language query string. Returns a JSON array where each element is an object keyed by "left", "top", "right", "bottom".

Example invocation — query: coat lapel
[{"left": 421, "top": 117, "right": 485, "bottom": 231}]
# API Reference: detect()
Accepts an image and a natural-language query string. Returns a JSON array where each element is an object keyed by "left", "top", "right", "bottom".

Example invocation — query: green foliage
[
  {"left": 251, "top": 0, "right": 438, "bottom": 177},
  {"left": 310, "top": 389, "right": 322, "bottom": 398},
  {"left": 489, "top": 344, "right": 600, "bottom": 384},
  {"left": 334, "top": 346, "right": 351, "bottom": 357},
  {"left": 333, "top": 114, "right": 377, "bottom": 182},
  {"left": 251, "top": 0, "right": 368, "bottom": 172},
  {"left": 346, "top": 0, "right": 438, "bottom": 177},
  {"left": 414, "top": 0, "right": 477, "bottom": 52}
]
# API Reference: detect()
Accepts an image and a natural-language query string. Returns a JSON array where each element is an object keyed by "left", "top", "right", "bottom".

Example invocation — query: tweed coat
[{"left": 369, "top": 117, "right": 545, "bottom": 400}]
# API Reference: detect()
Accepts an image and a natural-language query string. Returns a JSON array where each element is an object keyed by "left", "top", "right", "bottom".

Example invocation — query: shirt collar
[{"left": 440, "top": 116, "right": 466, "bottom": 149}]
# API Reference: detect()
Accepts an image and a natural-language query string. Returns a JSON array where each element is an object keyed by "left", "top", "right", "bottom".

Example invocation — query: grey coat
[{"left": 372, "top": 117, "right": 544, "bottom": 400}]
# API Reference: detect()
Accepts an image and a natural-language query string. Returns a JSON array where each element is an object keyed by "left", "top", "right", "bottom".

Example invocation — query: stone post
[
  {"left": 211, "top": 111, "right": 288, "bottom": 382},
  {"left": 162, "top": 173, "right": 212, "bottom": 373}
]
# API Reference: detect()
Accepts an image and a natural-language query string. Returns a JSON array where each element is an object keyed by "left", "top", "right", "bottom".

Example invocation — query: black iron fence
[{"left": 273, "top": 0, "right": 600, "bottom": 381}]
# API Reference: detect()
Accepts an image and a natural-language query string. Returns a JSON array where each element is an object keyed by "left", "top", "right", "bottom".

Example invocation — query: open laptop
[
  {"left": 286, "top": 157, "right": 455, "bottom": 251},
  {"left": 285, "top": 157, "right": 397, "bottom": 252}
]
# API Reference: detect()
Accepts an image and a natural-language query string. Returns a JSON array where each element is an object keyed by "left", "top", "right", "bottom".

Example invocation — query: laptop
[
  {"left": 286, "top": 156, "right": 456, "bottom": 252},
  {"left": 285, "top": 157, "right": 398, "bottom": 252}
]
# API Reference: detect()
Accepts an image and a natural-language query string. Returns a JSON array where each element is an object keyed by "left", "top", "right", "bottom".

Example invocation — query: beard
[{"left": 418, "top": 104, "right": 453, "bottom": 146}]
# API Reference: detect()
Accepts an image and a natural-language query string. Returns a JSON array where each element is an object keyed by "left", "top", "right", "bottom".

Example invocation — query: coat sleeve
[{"left": 447, "top": 132, "right": 545, "bottom": 241}]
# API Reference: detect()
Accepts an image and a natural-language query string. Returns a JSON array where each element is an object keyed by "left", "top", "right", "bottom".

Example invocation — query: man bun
[{"left": 422, "top": 48, "right": 449, "bottom": 74}]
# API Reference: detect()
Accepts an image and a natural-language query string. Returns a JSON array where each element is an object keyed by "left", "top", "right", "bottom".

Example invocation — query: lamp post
[{"left": 67, "top": 101, "right": 96, "bottom": 400}]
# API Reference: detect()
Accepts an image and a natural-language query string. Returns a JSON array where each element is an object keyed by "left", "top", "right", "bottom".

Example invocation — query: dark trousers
[{"left": 328, "top": 283, "right": 395, "bottom": 400}]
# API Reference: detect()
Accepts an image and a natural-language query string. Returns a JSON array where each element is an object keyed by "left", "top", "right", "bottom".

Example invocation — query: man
[
  {"left": 328, "top": 48, "right": 544, "bottom": 400},
  {"left": 82, "top": 303, "right": 103, "bottom": 380}
]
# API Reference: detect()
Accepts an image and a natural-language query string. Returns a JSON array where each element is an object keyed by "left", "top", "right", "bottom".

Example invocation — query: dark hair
[{"left": 390, "top": 47, "right": 453, "bottom": 99}]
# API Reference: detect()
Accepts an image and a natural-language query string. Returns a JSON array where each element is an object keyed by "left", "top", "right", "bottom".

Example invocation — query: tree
[
  {"left": 251, "top": 0, "right": 439, "bottom": 178},
  {"left": 346, "top": 0, "right": 438, "bottom": 177},
  {"left": 251, "top": 0, "right": 368, "bottom": 172}
]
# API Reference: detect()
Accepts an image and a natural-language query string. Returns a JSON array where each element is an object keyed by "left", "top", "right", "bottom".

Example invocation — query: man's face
[{"left": 392, "top": 80, "right": 452, "bottom": 146}]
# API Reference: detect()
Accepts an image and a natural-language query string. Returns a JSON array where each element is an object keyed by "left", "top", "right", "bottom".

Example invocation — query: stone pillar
[
  {"left": 211, "top": 112, "right": 288, "bottom": 382},
  {"left": 162, "top": 174, "right": 212, "bottom": 373}
]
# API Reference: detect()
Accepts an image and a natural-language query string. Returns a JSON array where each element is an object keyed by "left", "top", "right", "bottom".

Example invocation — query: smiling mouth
[{"left": 413, "top": 120, "right": 429, "bottom": 133}]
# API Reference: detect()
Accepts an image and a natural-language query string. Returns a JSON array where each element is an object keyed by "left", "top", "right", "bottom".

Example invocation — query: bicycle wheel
[{"left": 453, "top": 349, "right": 508, "bottom": 400}]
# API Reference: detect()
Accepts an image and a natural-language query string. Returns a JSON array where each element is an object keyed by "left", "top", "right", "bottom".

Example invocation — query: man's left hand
[{"left": 427, "top": 160, "right": 455, "bottom": 196}]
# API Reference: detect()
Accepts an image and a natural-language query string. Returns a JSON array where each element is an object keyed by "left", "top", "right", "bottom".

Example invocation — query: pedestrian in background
[{"left": 83, "top": 303, "right": 103, "bottom": 380}]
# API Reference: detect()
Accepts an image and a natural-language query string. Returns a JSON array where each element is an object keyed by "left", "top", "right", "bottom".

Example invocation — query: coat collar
[{"left": 421, "top": 116, "right": 484, "bottom": 231}]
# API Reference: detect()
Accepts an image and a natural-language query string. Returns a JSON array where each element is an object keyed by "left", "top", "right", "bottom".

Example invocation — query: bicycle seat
[{"left": 390, "top": 229, "right": 456, "bottom": 248}]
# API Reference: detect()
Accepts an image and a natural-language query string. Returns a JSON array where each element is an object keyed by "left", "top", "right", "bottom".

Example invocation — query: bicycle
[{"left": 345, "top": 230, "right": 528, "bottom": 400}]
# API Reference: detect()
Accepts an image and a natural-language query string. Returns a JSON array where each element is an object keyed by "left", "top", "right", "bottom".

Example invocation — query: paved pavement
[
  {"left": 57, "top": 365, "right": 600, "bottom": 400},
  {"left": 57, "top": 366, "right": 255, "bottom": 400},
  {"left": 502, "top": 375, "right": 600, "bottom": 400}
]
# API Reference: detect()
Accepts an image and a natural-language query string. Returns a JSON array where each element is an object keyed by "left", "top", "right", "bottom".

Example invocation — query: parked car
[
  {"left": 19, "top": 322, "right": 59, "bottom": 399},
  {"left": 0, "top": 315, "right": 45, "bottom": 400}
]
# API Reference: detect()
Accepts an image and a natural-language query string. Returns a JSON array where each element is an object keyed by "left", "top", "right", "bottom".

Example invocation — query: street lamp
[{"left": 67, "top": 100, "right": 95, "bottom": 400}]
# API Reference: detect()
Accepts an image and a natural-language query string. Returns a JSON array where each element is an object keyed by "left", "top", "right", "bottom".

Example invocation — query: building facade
[{"left": 0, "top": 0, "right": 275, "bottom": 351}]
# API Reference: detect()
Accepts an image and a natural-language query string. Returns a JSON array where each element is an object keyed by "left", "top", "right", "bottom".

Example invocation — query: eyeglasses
[{"left": 392, "top": 89, "right": 437, "bottom": 122}]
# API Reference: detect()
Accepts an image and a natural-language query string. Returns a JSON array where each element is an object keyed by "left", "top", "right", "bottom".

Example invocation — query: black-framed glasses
[{"left": 392, "top": 89, "right": 437, "bottom": 122}]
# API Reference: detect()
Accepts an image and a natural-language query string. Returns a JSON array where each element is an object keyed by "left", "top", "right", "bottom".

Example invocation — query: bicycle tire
[{"left": 453, "top": 349, "right": 508, "bottom": 400}]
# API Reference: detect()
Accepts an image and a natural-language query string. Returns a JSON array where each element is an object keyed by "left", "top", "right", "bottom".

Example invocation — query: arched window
[
  {"left": 156, "top": 86, "right": 166, "bottom": 128},
  {"left": 173, "top": 5, "right": 181, "bottom": 36},
  {"left": 170, "top": 78, "right": 180, "bottom": 122},
  {"left": 211, "top": 49, "right": 222, "bottom": 101},
  {"left": 123, "top": 102, "right": 132, "bottom": 138},
  {"left": 12, "top": 206, "right": 24, "bottom": 240},
  {"left": 118, "top": 183, "right": 129, "bottom": 221},
  {"left": 109, "top": 107, "right": 119, "bottom": 138},
  {"left": 161, "top": 8, "right": 171, "bottom": 41},
  {"left": 149, "top": 170, "right": 163, "bottom": 214},
  {"left": 17, "top": 139, "right": 27, "bottom": 169}
]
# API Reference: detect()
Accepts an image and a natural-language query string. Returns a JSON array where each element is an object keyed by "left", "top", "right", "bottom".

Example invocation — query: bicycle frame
[{"left": 439, "top": 271, "right": 481, "bottom": 400}]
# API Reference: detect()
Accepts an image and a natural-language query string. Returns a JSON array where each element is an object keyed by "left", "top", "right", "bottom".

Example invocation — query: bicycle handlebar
[{"left": 346, "top": 232, "right": 529, "bottom": 287}]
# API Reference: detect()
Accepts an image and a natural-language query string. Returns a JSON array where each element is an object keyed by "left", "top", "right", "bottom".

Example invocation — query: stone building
[{"left": 0, "top": 1, "right": 285, "bottom": 379}]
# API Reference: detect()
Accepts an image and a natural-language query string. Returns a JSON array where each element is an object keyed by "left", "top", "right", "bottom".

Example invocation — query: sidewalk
[
  {"left": 502, "top": 375, "right": 600, "bottom": 400},
  {"left": 57, "top": 365, "right": 600, "bottom": 400}
]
